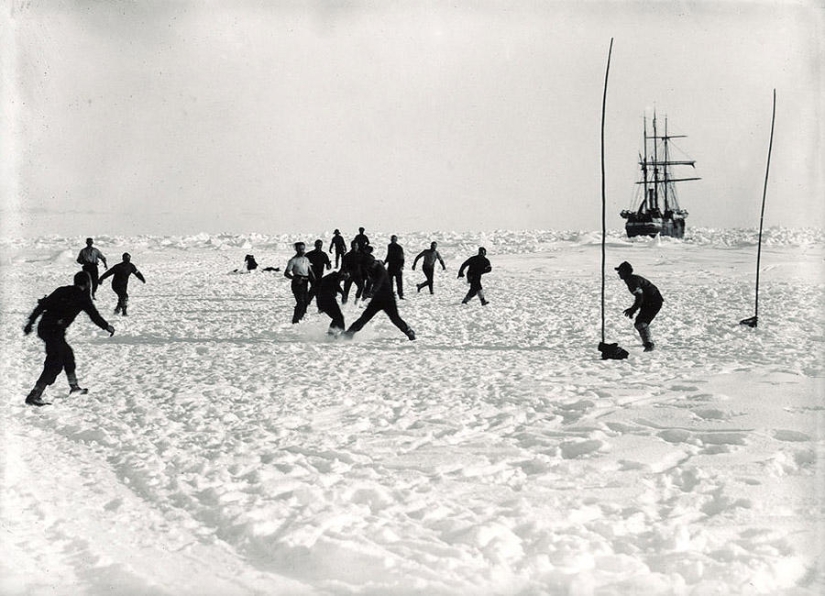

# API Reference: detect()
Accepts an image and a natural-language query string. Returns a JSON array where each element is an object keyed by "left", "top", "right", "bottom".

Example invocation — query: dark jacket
[
  {"left": 306, "top": 248, "right": 331, "bottom": 277},
  {"left": 623, "top": 274, "right": 663, "bottom": 306},
  {"left": 364, "top": 261, "right": 395, "bottom": 301},
  {"left": 317, "top": 271, "right": 345, "bottom": 303},
  {"left": 99, "top": 262, "right": 145, "bottom": 291},
  {"left": 330, "top": 235, "right": 347, "bottom": 254},
  {"left": 353, "top": 233, "right": 370, "bottom": 249},
  {"left": 384, "top": 243, "right": 405, "bottom": 271},
  {"left": 458, "top": 255, "right": 491, "bottom": 279},
  {"left": 28, "top": 285, "right": 110, "bottom": 331}
]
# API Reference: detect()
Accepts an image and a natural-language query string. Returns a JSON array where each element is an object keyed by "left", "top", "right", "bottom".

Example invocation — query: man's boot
[
  {"left": 637, "top": 323, "right": 655, "bottom": 352},
  {"left": 25, "top": 383, "right": 49, "bottom": 406},
  {"left": 67, "top": 372, "right": 88, "bottom": 395}
]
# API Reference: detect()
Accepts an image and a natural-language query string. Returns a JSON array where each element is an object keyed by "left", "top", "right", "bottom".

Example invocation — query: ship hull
[{"left": 623, "top": 215, "right": 686, "bottom": 239}]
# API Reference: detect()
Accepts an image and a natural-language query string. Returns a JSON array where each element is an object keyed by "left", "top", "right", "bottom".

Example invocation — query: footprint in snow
[{"left": 772, "top": 429, "right": 811, "bottom": 442}]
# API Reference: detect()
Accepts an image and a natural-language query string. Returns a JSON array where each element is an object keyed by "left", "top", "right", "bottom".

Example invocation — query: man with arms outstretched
[{"left": 23, "top": 271, "right": 115, "bottom": 406}]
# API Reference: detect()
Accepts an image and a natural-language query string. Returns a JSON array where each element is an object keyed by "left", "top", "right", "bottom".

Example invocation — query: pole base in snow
[
  {"left": 599, "top": 342, "right": 629, "bottom": 360},
  {"left": 739, "top": 316, "right": 758, "bottom": 328}
]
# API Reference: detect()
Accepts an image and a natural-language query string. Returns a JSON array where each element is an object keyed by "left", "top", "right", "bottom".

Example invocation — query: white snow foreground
[{"left": 1, "top": 229, "right": 823, "bottom": 595}]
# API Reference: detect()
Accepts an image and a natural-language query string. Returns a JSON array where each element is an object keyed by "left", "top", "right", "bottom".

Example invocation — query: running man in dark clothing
[
  {"left": 76, "top": 237, "right": 108, "bottom": 299},
  {"left": 412, "top": 241, "right": 446, "bottom": 294},
  {"left": 616, "top": 261, "right": 663, "bottom": 352},
  {"left": 22, "top": 271, "right": 115, "bottom": 406},
  {"left": 306, "top": 239, "right": 331, "bottom": 305},
  {"left": 344, "top": 261, "right": 415, "bottom": 341},
  {"left": 284, "top": 242, "right": 316, "bottom": 324},
  {"left": 317, "top": 270, "right": 349, "bottom": 335},
  {"left": 458, "top": 247, "right": 492, "bottom": 305},
  {"left": 383, "top": 235, "right": 405, "bottom": 299},
  {"left": 98, "top": 252, "right": 146, "bottom": 316},
  {"left": 329, "top": 229, "right": 347, "bottom": 269}
]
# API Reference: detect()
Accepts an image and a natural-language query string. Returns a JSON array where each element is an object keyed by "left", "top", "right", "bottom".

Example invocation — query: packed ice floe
[{"left": 1, "top": 227, "right": 823, "bottom": 595}]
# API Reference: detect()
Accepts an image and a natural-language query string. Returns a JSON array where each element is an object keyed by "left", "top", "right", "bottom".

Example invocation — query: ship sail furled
[{"left": 620, "top": 113, "right": 700, "bottom": 238}]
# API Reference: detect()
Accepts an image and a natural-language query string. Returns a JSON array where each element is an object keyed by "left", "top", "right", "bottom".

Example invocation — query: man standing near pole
[{"left": 616, "top": 261, "right": 662, "bottom": 352}]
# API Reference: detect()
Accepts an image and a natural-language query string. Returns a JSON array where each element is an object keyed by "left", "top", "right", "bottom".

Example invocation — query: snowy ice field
[{"left": 1, "top": 228, "right": 823, "bottom": 595}]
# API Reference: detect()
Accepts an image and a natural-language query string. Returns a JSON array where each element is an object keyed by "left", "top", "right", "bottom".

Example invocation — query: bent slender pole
[
  {"left": 601, "top": 38, "right": 614, "bottom": 343},
  {"left": 753, "top": 89, "right": 776, "bottom": 322}
]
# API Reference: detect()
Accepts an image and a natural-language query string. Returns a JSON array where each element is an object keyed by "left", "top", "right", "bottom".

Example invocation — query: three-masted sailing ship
[{"left": 620, "top": 113, "right": 700, "bottom": 238}]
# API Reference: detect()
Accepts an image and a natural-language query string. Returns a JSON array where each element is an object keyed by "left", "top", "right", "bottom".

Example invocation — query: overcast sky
[{"left": 1, "top": 1, "right": 822, "bottom": 238}]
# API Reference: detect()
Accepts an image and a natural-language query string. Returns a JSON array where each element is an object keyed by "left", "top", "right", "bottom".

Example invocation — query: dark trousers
[
  {"left": 36, "top": 325, "right": 76, "bottom": 387},
  {"left": 308, "top": 271, "right": 324, "bottom": 304},
  {"left": 347, "top": 295, "right": 410, "bottom": 336},
  {"left": 334, "top": 251, "right": 345, "bottom": 269},
  {"left": 291, "top": 277, "right": 310, "bottom": 323},
  {"left": 388, "top": 267, "right": 404, "bottom": 298},
  {"left": 113, "top": 286, "right": 129, "bottom": 313},
  {"left": 462, "top": 275, "right": 483, "bottom": 302},
  {"left": 318, "top": 297, "right": 345, "bottom": 332},
  {"left": 636, "top": 300, "right": 663, "bottom": 326},
  {"left": 82, "top": 264, "right": 99, "bottom": 297},
  {"left": 342, "top": 276, "right": 364, "bottom": 304},
  {"left": 418, "top": 265, "right": 434, "bottom": 294}
]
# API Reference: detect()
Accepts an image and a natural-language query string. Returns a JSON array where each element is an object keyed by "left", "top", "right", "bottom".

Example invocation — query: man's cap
[
  {"left": 73, "top": 271, "right": 90, "bottom": 286},
  {"left": 615, "top": 261, "right": 633, "bottom": 274},
  {"left": 122, "top": 252, "right": 131, "bottom": 259}
]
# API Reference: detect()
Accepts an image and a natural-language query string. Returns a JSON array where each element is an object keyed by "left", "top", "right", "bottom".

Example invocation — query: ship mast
[
  {"left": 651, "top": 113, "right": 660, "bottom": 213},
  {"left": 638, "top": 113, "right": 701, "bottom": 213},
  {"left": 662, "top": 117, "right": 671, "bottom": 213},
  {"left": 642, "top": 117, "right": 649, "bottom": 212}
]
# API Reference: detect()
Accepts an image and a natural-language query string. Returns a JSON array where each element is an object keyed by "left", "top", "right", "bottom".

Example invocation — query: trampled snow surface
[{"left": 1, "top": 228, "right": 823, "bottom": 595}]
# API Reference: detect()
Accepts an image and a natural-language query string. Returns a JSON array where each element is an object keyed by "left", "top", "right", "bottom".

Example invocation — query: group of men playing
[
  {"left": 22, "top": 230, "right": 663, "bottom": 406},
  {"left": 283, "top": 228, "right": 501, "bottom": 341}
]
